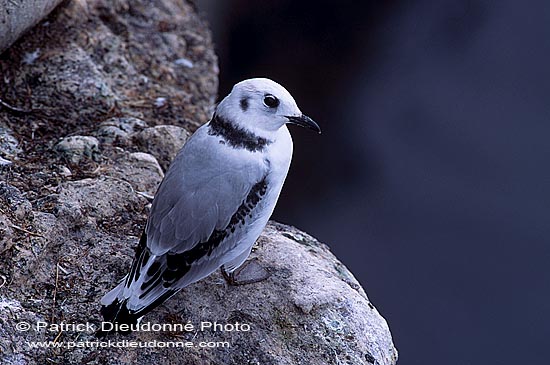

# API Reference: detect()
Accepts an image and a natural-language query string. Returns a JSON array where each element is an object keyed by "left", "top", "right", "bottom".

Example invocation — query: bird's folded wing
[{"left": 145, "top": 129, "right": 267, "bottom": 256}]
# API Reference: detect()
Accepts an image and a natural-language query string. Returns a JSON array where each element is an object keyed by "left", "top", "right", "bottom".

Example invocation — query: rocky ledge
[{"left": 0, "top": 0, "right": 397, "bottom": 364}]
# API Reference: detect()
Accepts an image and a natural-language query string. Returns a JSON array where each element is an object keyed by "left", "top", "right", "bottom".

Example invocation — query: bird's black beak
[{"left": 286, "top": 114, "right": 321, "bottom": 134}]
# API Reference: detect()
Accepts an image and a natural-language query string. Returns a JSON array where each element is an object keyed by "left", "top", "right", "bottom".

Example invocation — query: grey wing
[
  {"left": 121, "top": 127, "right": 267, "bottom": 312},
  {"left": 147, "top": 127, "right": 266, "bottom": 255}
]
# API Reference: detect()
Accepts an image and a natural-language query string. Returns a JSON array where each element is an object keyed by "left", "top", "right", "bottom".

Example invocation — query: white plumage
[{"left": 99, "top": 78, "right": 320, "bottom": 332}]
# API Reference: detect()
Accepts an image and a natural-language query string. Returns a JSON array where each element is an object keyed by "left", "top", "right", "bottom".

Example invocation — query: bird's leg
[
  {"left": 221, "top": 258, "right": 271, "bottom": 286},
  {"left": 221, "top": 265, "right": 237, "bottom": 285}
]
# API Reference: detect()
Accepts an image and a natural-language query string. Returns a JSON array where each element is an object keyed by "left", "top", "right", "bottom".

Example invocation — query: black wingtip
[{"left": 96, "top": 299, "right": 139, "bottom": 338}]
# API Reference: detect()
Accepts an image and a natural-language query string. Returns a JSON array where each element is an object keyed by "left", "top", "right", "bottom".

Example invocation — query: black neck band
[{"left": 208, "top": 113, "right": 270, "bottom": 152}]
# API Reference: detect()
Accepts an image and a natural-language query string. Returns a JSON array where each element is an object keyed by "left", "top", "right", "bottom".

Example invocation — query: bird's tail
[
  {"left": 96, "top": 280, "right": 140, "bottom": 337},
  {"left": 97, "top": 278, "right": 178, "bottom": 337}
]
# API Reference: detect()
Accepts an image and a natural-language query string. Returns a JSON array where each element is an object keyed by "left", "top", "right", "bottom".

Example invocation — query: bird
[{"left": 99, "top": 78, "right": 320, "bottom": 334}]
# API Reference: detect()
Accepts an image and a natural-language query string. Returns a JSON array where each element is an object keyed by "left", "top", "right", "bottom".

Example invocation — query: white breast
[{"left": 219, "top": 126, "right": 293, "bottom": 267}]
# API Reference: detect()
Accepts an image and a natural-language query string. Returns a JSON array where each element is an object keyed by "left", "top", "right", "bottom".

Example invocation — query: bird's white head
[{"left": 215, "top": 78, "right": 320, "bottom": 139}]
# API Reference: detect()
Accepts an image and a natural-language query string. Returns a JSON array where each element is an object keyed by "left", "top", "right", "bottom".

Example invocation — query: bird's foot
[{"left": 221, "top": 258, "right": 270, "bottom": 286}]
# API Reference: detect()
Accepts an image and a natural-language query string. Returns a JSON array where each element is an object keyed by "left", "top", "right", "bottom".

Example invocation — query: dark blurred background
[{"left": 196, "top": 1, "right": 550, "bottom": 364}]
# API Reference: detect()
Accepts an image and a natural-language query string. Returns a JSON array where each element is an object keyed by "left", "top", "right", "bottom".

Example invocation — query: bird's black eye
[{"left": 263, "top": 94, "right": 279, "bottom": 108}]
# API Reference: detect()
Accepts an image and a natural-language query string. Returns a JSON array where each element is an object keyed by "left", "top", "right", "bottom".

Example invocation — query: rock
[
  {"left": 133, "top": 125, "right": 189, "bottom": 171},
  {"left": 0, "top": 127, "right": 20, "bottom": 156},
  {"left": 107, "top": 151, "right": 164, "bottom": 196},
  {"left": 0, "top": 126, "right": 20, "bottom": 165},
  {"left": 41, "top": 45, "right": 119, "bottom": 119},
  {"left": 0, "top": 0, "right": 63, "bottom": 54},
  {"left": 0, "top": 296, "right": 49, "bottom": 360},
  {"left": 1, "top": 217, "right": 398, "bottom": 365},
  {"left": 144, "top": 222, "right": 398, "bottom": 365},
  {"left": 0, "top": 0, "right": 397, "bottom": 364},
  {"left": 56, "top": 177, "right": 147, "bottom": 227},
  {"left": 55, "top": 136, "right": 101, "bottom": 165},
  {"left": 33, "top": 211, "right": 58, "bottom": 237},
  {"left": 0, "top": 182, "right": 33, "bottom": 221},
  {"left": 57, "top": 165, "right": 73, "bottom": 177},
  {"left": 0, "top": 0, "right": 218, "bottom": 135},
  {"left": 0, "top": 215, "right": 15, "bottom": 254},
  {"left": 97, "top": 117, "right": 148, "bottom": 146}
]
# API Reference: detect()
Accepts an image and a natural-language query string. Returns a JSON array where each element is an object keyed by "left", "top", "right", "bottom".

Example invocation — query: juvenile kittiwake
[{"left": 99, "top": 78, "right": 320, "bottom": 333}]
